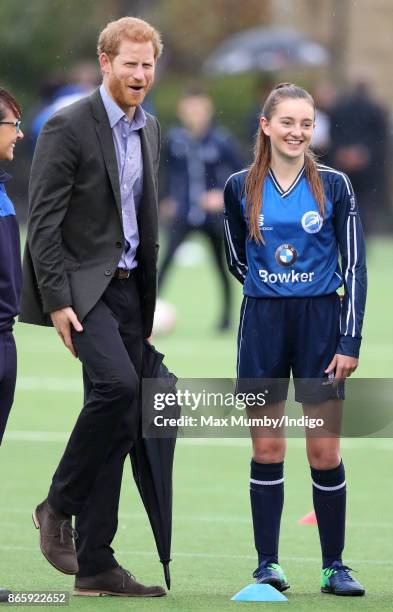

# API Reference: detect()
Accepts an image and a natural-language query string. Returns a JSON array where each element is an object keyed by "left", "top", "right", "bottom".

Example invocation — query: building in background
[
  {"left": 270, "top": 0, "right": 393, "bottom": 233},
  {"left": 270, "top": 0, "right": 393, "bottom": 110}
]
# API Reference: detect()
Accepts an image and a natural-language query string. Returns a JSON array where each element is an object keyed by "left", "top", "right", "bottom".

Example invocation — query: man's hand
[
  {"left": 325, "top": 353, "right": 358, "bottom": 384},
  {"left": 50, "top": 307, "right": 83, "bottom": 358}
]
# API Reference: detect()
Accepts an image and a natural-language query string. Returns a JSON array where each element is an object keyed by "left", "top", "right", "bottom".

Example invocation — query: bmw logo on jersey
[
  {"left": 275, "top": 244, "right": 297, "bottom": 267},
  {"left": 301, "top": 210, "right": 323, "bottom": 234}
]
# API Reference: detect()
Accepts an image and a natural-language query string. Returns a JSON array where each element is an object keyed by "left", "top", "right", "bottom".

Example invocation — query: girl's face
[
  {"left": 261, "top": 98, "right": 315, "bottom": 163},
  {"left": 0, "top": 107, "right": 23, "bottom": 161}
]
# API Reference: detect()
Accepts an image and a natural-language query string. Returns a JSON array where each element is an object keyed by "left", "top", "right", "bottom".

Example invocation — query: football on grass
[{"left": 152, "top": 298, "right": 177, "bottom": 336}]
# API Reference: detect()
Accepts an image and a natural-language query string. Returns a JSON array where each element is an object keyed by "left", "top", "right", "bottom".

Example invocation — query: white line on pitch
[
  {"left": 1, "top": 508, "right": 391, "bottom": 530},
  {"left": 3, "top": 431, "right": 393, "bottom": 450},
  {"left": 16, "top": 378, "right": 81, "bottom": 392},
  {"left": 4, "top": 431, "right": 69, "bottom": 442}
]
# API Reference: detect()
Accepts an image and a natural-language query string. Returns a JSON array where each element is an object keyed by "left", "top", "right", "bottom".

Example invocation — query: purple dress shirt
[{"left": 100, "top": 83, "right": 146, "bottom": 270}]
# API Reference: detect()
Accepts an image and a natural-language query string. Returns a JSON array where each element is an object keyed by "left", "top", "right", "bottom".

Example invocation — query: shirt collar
[
  {"left": 0, "top": 168, "right": 12, "bottom": 183},
  {"left": 100, "top": 83, "right": 146, "bottom": 131}
]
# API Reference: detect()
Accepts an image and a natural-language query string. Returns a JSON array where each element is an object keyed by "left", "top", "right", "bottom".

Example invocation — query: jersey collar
[{"left": 268, "top": 164, "right": 305, "bottom": 198}]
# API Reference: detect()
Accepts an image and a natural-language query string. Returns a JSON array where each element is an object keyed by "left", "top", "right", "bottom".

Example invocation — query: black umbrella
[
  {"left": 129, "top": 341, "right": 178, "bottom": 590},
  {"left": 202, "top": 26, "right": 329, "bottom": 75}
]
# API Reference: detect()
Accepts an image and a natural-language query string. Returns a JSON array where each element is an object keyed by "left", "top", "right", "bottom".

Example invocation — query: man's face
[
  {"left": 100, "top": 39, "right": 156, "bottom": 117},
  {"left": 0, "top": 108, "right": 23, "bottom": 161}
]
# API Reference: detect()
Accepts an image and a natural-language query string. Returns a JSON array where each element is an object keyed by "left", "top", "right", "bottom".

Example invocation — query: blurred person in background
[
  {"left": 20, "top": 17, "right": 166, "bottom": 598},
  {"left": 0, "top": 87, "right": 24, "bottom": 603},
  {"left": 329, "top": 81, "right": 389, "bottom": 235},
  {"left": 158, "top": 88, "right": 243, "bottom": 331},
  {"left": 224, "top": 83, "right": 367, "bottom": 596},
  {"left": 30, "top": 61, "right": 100, "bottom": 146}
]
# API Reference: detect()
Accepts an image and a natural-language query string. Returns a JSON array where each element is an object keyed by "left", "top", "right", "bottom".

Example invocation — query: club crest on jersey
[
  {"left": 301, "top": 211, "right": 323, "bottom": 234},
  {"left": 275, "top": 244, "right": 297, "bottom": 267}
]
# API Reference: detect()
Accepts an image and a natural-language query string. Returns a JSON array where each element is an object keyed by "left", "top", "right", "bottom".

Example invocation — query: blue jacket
[{"left": 0, "top": 169, "right": 22, "bottom": 331}]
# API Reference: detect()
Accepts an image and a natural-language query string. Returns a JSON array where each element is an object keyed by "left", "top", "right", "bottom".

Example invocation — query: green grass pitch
[{"left": 0, "top": 236, "right": 392, "bottom": 611}]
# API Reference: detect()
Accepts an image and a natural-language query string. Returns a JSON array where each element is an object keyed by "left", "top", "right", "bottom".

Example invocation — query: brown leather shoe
[
  {"left": 73, "top": 566, "right": 166, "bottom": 597},
  {"left": 32, "top": 499, "right": 78, "bottom": 575},
  {"left": 0, "top": 588, "right": 11, "bottom": 603}
]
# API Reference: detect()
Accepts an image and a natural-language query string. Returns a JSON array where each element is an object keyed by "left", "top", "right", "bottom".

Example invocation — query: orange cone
[{"left": 298, "top": 511, "right": 317, "bottom": 525}]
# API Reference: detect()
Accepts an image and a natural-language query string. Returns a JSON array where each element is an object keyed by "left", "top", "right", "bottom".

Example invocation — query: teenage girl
[{"left": 224, "top": 83, "right": 367, "bottom": 596}]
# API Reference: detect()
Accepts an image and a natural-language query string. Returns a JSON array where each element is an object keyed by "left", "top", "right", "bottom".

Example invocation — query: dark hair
[
  {"left": 0, "top": 88, "right": 22, "bottom": 121},
  {"left": 245, "top": 82, "right": 325, "bottom": 243}
]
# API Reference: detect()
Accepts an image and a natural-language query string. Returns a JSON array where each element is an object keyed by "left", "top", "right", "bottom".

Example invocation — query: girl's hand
[{"left": 325, "top": 353, "right": 358, "bottom": 383}]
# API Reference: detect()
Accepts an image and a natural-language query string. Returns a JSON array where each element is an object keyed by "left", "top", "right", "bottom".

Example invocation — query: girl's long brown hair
[{"left": 245, "top": 83, "right": 325, "bottom": 243}]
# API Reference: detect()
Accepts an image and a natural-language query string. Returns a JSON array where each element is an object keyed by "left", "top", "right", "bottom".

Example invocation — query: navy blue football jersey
[{"left": 223, "top": 164, "right": 367, "bottom": 357}]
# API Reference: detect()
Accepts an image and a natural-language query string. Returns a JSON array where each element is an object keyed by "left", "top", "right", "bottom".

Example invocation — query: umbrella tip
[{"left": 163, "top": 561, "right": 171, "bottom": 590}]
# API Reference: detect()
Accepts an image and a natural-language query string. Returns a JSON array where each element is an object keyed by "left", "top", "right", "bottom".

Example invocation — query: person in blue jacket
[
  {"left": 224, "top": 83, "right": 367, "bottom": 596},
  {"left": 0, "top": 88, "right": 24, "bottom": 602},
  {"left": 159, "top": 88, "right": 243, "bottom": 330}
]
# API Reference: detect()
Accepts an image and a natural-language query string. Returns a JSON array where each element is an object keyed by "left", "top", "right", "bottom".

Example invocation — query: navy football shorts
[{"left": 236, "top": 293, "right": 344, "bottom": 404}]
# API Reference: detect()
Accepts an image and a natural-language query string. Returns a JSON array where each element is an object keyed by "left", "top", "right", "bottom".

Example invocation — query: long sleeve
[
  {"left": 223, "top": 173, "right": 248, "bottom": 284},
  {"left": 27, "top": 111, "right": 80, "bottom": 313},
  {"left": 333, "top": 173, "right": 367, "bottom": 357}
]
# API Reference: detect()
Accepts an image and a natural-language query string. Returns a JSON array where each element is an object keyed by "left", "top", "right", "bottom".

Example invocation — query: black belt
[{"left": 114, "top": 267, "right": 134, "bottom": 279}]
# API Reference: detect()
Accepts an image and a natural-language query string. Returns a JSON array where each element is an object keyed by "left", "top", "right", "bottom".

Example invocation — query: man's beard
[{"left": 108, "top": 74, "right": 150, "bottom": 109}]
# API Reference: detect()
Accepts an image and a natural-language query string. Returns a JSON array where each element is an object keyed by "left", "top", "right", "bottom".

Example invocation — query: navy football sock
[
  {"left": 311, "top": 460, "right": 346, "bottom": 569},
  {"left": 250, "top": 459, "right": 284, "bottom": 565}
]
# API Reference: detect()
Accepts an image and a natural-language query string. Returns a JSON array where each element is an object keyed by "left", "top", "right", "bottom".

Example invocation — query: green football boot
[
  {"left": 253, "top": 561, "right": 290, "bottom": 592},
  {"left": 321, "top": 562, "right": 365, "bottom": 596}
]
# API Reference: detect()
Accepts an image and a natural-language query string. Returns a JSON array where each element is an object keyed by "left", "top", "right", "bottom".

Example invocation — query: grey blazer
[{"left": 20, "top": 88, "right": 160, "bottom": 338}]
